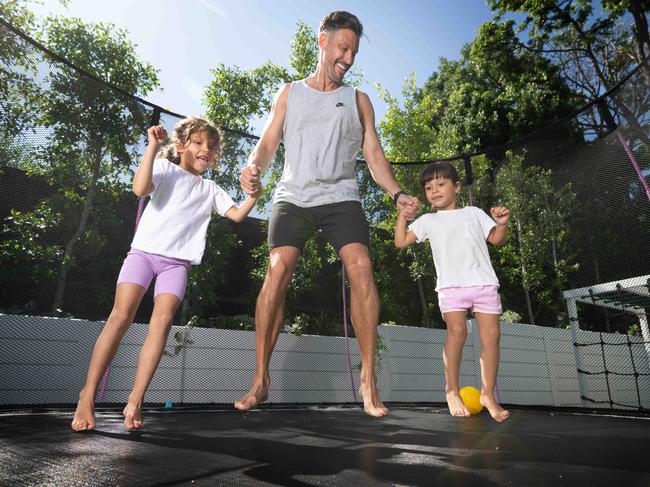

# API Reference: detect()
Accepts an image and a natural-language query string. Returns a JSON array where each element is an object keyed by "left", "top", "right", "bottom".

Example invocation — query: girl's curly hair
[{"left": 157, "top": 116, "right": 223, "bottom": 169}]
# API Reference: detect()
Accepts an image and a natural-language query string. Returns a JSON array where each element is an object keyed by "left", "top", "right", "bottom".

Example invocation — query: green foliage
[
  {"left": 415, "top": 19, "right": 580, "bottom": 156},
  {"left": 164, "top": 315, "right": 197, "bottom": 357},
  {"left": 204, "top": 61, "right": 290, "bottom": 134},
  {"left": 0, "top": 204, "right": 63, "bottom": 290},
  {"left": 488, "top": 0, "right": 648, "bottom": 136},
  {"left": 501, "top": 309, "right": 522, "bottom": 322},
  {"left": 290, "top": 21, "right": 319, "bottom": 79},
  {"left": 486, "top": 152, "right": 577, "bottom": 325},
  {"left": 0, "top": 12, "right": 161, "bottom": 315},
  {"left": 288, "top": 311, "right": 343, "bottom": 336},
  {"left": 35, "top": 16, "right": 159, "bottom": 180},
  {"left": 32, "top": 16, "right": 159, "bottom": 313},
  {"left": 182, "top": 218, "right": 241, "bottom": 319},
  {"left": 248, "top": 235, "right": 335, "bottom": 311},
  {"left": 369, "top": 227, "right": 440, "bottom": 328},
  {"left": 0, "top": 0, "right": 38, "bottom": 33},
  {"left": 202, "top": 61, "right": 288, "bottom": 203},
  {"left": 627, "top": 323, "right": 640, "bottom": 336},
  {"left": 286, "top": 313, "right": 309, "bottom": 336},
  {"left": 0, "top": 1, "right": 44, "bottom": 164}
]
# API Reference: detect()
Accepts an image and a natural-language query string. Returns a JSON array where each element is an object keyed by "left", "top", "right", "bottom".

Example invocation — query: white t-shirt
[
  {"left": 408, "top": 206, "right": 499, "bottom": 290},
  {"left": 131, "top": 158, "right": 235, "bottom": 265}
]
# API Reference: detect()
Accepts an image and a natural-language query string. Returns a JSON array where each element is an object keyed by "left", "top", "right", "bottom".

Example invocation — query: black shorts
[{"left": 268, "top": 201, "right": 370, "bottom": 252}]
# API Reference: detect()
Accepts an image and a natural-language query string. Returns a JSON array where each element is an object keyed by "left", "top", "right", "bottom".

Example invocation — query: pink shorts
[
  {"left": 117, "top": 248, "right": 190, "bottom": 301},
  {"left": 437, "top": 285, "right": 502, "bottom": 315}
]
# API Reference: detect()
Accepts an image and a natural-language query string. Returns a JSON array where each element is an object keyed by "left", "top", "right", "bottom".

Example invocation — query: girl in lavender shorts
[
  {"left": 394, "top": 161, "right": 511, "bottom": 422},
  {"left": 72, "top": 117, "right": 260, "bottom": 431}
]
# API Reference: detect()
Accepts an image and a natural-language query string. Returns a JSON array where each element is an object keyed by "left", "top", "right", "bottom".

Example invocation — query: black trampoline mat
[{"left": 2, "top": 405, "right": 650, "bottom": 486}]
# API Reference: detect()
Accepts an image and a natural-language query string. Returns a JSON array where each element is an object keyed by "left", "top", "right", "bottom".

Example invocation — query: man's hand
[
  {"left": 240, "top": 163, "right": 262, "bottom": 195},
  {"left": 396, "top": 193, "right": 419, "bottom": 220}
]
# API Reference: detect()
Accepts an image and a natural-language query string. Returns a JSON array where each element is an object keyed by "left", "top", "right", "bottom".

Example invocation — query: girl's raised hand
[
  {"left": 490, "top": 206, "right": 510, "bottom": 225},
  {"left": 147, "top": 126, "right": 167, "bottom": 148}
]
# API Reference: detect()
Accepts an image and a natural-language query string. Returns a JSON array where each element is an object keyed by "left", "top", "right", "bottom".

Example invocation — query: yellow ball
[{"left": 459, "top": 386, "right": 483, "bottom": 415}]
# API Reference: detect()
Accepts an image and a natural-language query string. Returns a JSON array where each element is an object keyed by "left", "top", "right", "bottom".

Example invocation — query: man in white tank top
[{"left": 237, "top": 11, "right": 419, "bottom": 417}]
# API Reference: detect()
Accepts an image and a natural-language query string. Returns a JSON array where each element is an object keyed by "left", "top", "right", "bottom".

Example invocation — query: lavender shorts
[
  {"left": 117, "top": 248, "right": 190, "bottom": 300},
  {"left": 437, "top": 285, "right": 502, "bottom": 315}
]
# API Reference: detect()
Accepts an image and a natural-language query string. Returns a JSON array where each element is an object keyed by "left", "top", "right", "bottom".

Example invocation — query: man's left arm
[{"left": 356, "top": 90, "right": 418, "bottom": 219}]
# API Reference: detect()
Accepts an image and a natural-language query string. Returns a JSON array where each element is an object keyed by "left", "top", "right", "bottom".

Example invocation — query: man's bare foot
[
  {"left": 71, "top": 391, "right": 96, "bottom": 431},
  {"left": 480, "top": 394, "right": 510, "bottom": 422},
  {"left": 359, "top": 380, "right": 389, "bottom": 417},
  {"left": 446, "top": 391, "right": 471, "bottom": 417},
  {"left": 234, "top": 384, "right": 268, "bottom": 411},
  {"left": 123, "top": 402, "right": 144, "bottom": 430}
]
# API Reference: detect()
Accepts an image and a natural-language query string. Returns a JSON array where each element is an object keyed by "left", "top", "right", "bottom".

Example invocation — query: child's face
[
  {"left": 424, "top": 177, "right": 461, "bottom": 211},
  {"left": 177, "top": 131, "right": 217, "bottom": 175}
]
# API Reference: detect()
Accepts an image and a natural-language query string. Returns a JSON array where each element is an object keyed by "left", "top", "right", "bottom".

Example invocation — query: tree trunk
[
  {"left": 563, "top": 6, "right": 650, "bottom": 140},
  {"left": 51, "top": 162, "right": 100, "bottom": 314},
  {"left": 516, "top": 220, "right": 535, "bottom": 326},
  {"left": 543, "top": 193, "right": 563, "bottom": 327},
  {"left": 628, "top": 0, "right": 650, "bottom": 61},
  {"left": 631, "top": 14, "right": 650, "bottom": 91}
]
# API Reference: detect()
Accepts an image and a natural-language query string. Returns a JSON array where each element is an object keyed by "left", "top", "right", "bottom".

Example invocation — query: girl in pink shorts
[
  {"left": 72, "top": 117, "right": 260, "bottom": 432},
  {"left": 394, "top": 161, "right": 511, "bottom": 422}
]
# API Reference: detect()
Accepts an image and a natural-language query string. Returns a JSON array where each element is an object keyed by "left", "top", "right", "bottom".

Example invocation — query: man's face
[{"left": 319, "top": 28, "right": 359, "bottom": 84}]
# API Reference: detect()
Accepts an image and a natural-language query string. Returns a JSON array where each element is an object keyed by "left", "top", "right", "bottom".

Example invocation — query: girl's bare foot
[
  {"left": 123, "top": 402, "right": 144, "bottom": 430},
  {"left": 71, "top": 391, "right": 96, "bottom": 431},
  {"left": 359, "top": 380, "right": 389, "bottom": 417},
  {"left": 446, "top": 391, "right": 471, "bottom": 417},
  {"left": 234, "top": 383, "right": 269, "bottom": 411},
  {"left": 480, "top": 393, "right": 510, "bottom": 422}
]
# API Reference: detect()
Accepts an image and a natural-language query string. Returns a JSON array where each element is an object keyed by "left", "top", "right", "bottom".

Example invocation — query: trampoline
[{"left": 2, "top": 404, "right": 650, "bottom": 486}]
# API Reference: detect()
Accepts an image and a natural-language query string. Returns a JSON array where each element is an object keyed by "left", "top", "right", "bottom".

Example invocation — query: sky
[{"left": 30, "top": 0, "right": 505, "bottom": 132}]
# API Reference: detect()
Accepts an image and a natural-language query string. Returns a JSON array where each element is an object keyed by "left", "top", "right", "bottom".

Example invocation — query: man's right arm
[{"left": 240, "top": 83, "right": 290, "bottom": 194}]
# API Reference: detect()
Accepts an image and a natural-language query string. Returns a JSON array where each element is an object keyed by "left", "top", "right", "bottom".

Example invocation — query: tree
[
  {"left": 487, "top": 2, "right": 650, "bottom": 320},
  {"left": 484, "top": 152, "right": 577, "bottom": 326},
  {"left": 0, "top": 203, "right": 63, "bottom": 311},
  {"left": 376, "top": 18, "right": 581, "bottom": 209},
  {"left": 290, "top": 20, "right": 319, "bottom": 79},
  {"left": 0, "top": 1, "right": 43, "bottom": 164},
  {"left": 420, "top": 20, "right": 580, "bottom": 155},
  {"left": 488, "top": 0, "right": 650, "bottom": 135},
  {"left": 203, "top": 60, "right": 289, "bottom": 206},
  {"left": 181, "top": 217, "right": 241, "bottom": 322},
  {"left": 2, "top": 16, "right": 160, "bottom": 314}
]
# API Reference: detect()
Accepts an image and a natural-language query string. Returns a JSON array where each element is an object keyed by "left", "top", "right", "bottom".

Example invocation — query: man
[{"left": 237, "top": 11, "right": 418, "bottom": 417}]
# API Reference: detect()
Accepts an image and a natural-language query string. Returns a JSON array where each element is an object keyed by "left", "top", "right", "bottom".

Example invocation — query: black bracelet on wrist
[{"left": 393, "top": 190, "right": 406, "bottom": 205}]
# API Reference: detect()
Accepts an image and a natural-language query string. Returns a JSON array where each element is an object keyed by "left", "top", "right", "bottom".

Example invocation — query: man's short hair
[{"left": 319, "top": 11, "right": 363, "bottom": 38}]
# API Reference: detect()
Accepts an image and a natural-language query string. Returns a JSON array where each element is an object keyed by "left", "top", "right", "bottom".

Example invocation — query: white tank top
[{"left": 273, "top": 79, "right": 363, "bottom": 207}]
